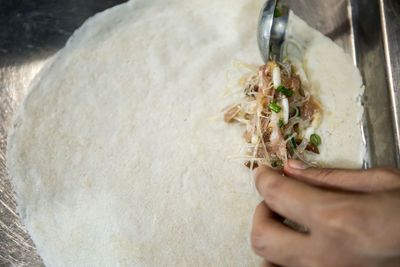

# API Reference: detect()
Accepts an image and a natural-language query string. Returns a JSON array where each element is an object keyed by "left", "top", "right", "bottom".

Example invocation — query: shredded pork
[{"left": 224, "top": 61, "right": 322, "bottom": 169}]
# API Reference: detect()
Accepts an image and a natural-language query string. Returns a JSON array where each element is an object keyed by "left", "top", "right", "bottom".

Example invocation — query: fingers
[
  {"left": 261, "top": 260, "right": 280, "bottom": 267},
  {"left": 253, "top": 165, "right": 327, "bottom": 227},
  {"left": 284, "top": 160, "right": 400, "bottom": 192},
  {"left": 252, "top": 202, "right": 310, "bottom": 266}
]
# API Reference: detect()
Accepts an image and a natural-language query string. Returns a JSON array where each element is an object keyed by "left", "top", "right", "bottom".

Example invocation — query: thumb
[{"left": 283, "top": 159, "right": 400, "bottom": 192}]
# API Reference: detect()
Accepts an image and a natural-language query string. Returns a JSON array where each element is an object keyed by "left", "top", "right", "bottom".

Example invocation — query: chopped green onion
[
  {"left": 296, "top": 107, "right": 301, "bottom": 117},
  {"left": 271, "top": 160, "right": 283, "bottom": 167},
  {"left": 274, "top": 8, "right": 282, "bottom": 18},
  {"left": 277, "top": 85, "right": 293, "bottom": 97},
  {"left": 278, "top": 119, "right": 284, "bottom": 128},
  {"left": 290, "top": 107, "right": 301, "bottom": 118},
  {"left": 290, "top": 137, "right": 297, "bottom": 149},
  {"left": 269, "top": 102, "right": 281, "bottom": 113},
  {"left": 310, "top": 134, "right": 322, "bottom": 146}
]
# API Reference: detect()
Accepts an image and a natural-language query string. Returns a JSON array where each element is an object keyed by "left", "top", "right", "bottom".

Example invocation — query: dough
[
  {"left": 284, "top": 12, "right": 365, "bottom": 168},
  {"left": 7, "top": 0, "right": 364, "bottom": 266}
]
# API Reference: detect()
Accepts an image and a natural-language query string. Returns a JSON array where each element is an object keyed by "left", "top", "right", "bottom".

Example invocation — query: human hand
[{"left": 251, "top": 160, "right": 400, "bottom": 267}]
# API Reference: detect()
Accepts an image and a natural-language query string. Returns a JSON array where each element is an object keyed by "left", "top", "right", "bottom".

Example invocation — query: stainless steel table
[{"left": 0, "top": 0, "right": 399, "bottom": 266}]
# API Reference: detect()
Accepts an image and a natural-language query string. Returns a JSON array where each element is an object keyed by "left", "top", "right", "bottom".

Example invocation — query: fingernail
[{"left": 288, "top": 160, "right": 309, "bottom": 170}]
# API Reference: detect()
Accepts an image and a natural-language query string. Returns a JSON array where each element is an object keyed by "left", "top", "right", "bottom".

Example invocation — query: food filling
[{"left": 224, "top": 61, "right": 322, "bottom": 169}]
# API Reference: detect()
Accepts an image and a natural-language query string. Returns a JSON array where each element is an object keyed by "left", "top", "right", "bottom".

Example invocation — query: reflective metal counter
[{"left": 0, "top": 0, "right": 399, "bottom": 266}]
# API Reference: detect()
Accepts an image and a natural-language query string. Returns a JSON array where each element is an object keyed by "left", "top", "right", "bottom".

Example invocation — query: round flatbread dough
[{"left": 7, "top": 0, "right": 364, "bottom": 266}]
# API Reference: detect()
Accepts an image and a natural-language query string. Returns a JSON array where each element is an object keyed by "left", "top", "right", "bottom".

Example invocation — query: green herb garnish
[
  {"left": 274, "top": 8, "right": 282, "bottom": 18},
  {"left": 296, "top": 107, "right": 301, "bottom": 117},
  {"left": 269, "top": 102, "right": 281, "bottom": 113},
  {"left": 289, "top": 106, "right": 301, "bottom": 118},
  {"left": 277, "top": 85, "right": 293, "bottom": 97},
  {"left": 271, "top": 160, "right": 284, "bottom": 167},
  {"left": 278, "top": 119, "right": 284, "bottom": 128},
  {"left": 310, "top": 134, "right": 322, "bottom": 146}
]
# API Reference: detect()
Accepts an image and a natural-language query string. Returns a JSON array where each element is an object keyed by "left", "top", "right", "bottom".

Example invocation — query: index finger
[
  {"left": 284, "top": 160, "right": 400, "bottom": 192},
  {"left": 253, "top": 165, "right": 333, "bottom": 228}
]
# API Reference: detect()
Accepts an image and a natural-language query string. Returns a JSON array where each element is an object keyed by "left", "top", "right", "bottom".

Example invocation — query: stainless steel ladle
[{"left": 257, "top": 0, "right": 290, "bottom": 63}]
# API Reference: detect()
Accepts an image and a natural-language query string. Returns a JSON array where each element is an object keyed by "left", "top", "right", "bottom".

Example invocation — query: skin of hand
[{"left": 251, "top": 159, "right": 400, "bottom": 267}]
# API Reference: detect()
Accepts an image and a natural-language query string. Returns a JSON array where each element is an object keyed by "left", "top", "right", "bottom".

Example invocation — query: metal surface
[
  {"left": 257, "top": 0, "right": 278, "bottom": 62},
  {"left": 0, "top": 0, "right": 399, "bottom": 266},
  {"left": 380, "top": 0, "right": 400, "bottom": 166},
  {"left": 257, "top": 0, "right": 290, "bottom": 62},
  {"left": 350, "top": 0, "right": 399, "bottom": 167}
]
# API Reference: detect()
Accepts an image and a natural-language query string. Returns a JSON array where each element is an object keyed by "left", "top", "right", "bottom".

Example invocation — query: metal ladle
[{"left": 257, "top": 0, "right": 290, "bottom": 63}]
